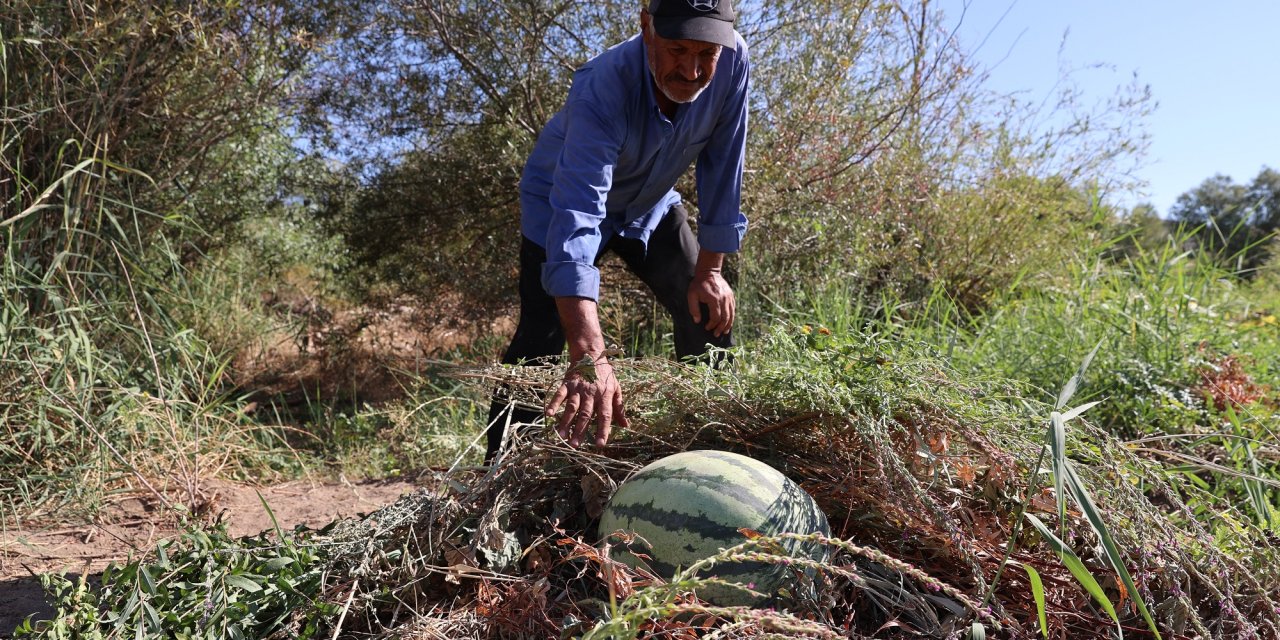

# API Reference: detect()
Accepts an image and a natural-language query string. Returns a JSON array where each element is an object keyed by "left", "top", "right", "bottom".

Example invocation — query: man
[{"left": 486, "top": 0, "right": 749, "bottom": 461}]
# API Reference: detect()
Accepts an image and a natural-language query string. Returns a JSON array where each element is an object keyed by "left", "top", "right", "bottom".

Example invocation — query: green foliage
[
  {"left": 487, "top": 320, "right": 1278, "bottom": 637},
  {"left": 1170, "top": 167, "right": 1280, "bottom": 273},
  {"left": 950, "top": 232, "right": 1280, "bottom": 523},
  {"left": 304, "top": 374, "right": 486, "bottom": 476},
  {"left": 959, "top": 236, "right": 1224, "bottom": 435},
  {"left": 1024, "top": 513, "right": 1121, "bottom": 633},
  {"left": 316, "top": 121, "right": 528, "bottom": 311},
  {"left": 0, "top": 213, "right": 301, "bottom": 516},
  {"left": 297, "top": 0, "right": 635, "bottom": 304},
  {"left": 6, "top": 1, "right": 1280, "bottom": 637},
  {"left": 735, "top": 0, "right": 1149, "bottom": 311},
  {"left": 1017, "top": 561, "right": 1048, "bottom": 638},
  {"left": 2, "top": 0, "right": 307, "bottom": 259},
  {"left": 295, "top": 0, "right": 633, "bottom": 164},
  {"left": 0, "top": 32, "right": 317, "bottom": 512},
  {"left": 1108, "top": 202, "right": 1174, "bottom": 260},
  {"left": 0, "top": 0, "right": 351, "bottom": 515},
  {"left": 15, "top": 520, "right": 330, "bottom": 639},
  {"left": 14, "top": 312, "right": 1280, "bottom": 638},
  {"left": 2, "top": 0, "right": 316, "bottom": 507},
  {"left": 1042, "top": 353, "right": 1163, "bottom": 640}
]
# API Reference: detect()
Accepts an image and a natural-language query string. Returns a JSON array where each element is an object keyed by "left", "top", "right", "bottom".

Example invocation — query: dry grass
[{"left": 300, "top": 329, "right": 1280, "bottom": 639}]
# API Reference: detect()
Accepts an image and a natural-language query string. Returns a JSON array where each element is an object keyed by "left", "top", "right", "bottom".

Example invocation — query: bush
[
  {"left": 2, "top": 1, "right": 305, "bottom": 260},
  {"left": 1, "top": 0, "right": 315, "bottom": 516}
]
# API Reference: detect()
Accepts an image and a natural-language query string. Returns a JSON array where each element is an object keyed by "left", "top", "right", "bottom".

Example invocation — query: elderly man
[{"left": 486, "top": 0, "right": 749, "bottom": 461}]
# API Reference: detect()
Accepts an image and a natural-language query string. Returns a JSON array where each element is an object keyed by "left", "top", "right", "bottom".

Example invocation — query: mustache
[{"left": 665, "top": 74, "right": 708, "bottom": 85}]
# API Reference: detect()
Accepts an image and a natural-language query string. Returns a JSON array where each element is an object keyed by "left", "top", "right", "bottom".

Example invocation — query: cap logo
[{"left": 688, "top": 0, "right": 719, "bottom": 11}]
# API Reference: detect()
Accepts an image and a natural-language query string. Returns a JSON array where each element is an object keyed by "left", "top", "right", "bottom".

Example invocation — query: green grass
[
  {"left": 948, "top": 234, "right": 1280, "bottom": 528},
  {"left": 1, "top": 196, "right": 300, "bottom": 522},
  {"left": 299, "top": 374, "right": 487, "bottom": 477},
  {"left": 15, "top": 311, "right": 1280, "bottom": 638}
]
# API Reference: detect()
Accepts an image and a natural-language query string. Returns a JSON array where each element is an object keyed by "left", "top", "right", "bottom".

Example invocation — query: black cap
[{"left": 648, "top": 0, "right": 737, "bottom": 50}]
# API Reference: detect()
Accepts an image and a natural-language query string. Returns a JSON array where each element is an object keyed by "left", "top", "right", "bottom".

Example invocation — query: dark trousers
[{"left": 485, "top": 204, "right": 732, "bottom": 460}]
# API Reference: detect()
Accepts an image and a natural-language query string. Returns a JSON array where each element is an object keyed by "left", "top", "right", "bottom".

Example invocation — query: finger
[
  {"left": 688, "top": 289, "right": 702, "bottom": 324},
  {"left": 594, "top": 404, "right": 613, "bottom": 447},
  {"left": 721, "top": 295, "right": 734, "bottom": 334},
  {"left": 724, "top": 296, "right": 736, "bottom": 333},
  {"left": 614, "top": 392, "right": 630, "bottom": 430},
  {"left": 557, "top": 395, "right": 580, "bottom": 439},
  {"left": 706, "top": 298, "right": 724, "bottom": 336},
  {"left": 545, "top": 384, "right": 569, "bottom": 419},
  {"left": 570, "top": 395, "right": 595, "bottom": 446},
  {"left": 699, "top": 302, "right": 715, "bottom": 330},
  {"left": 707, "top": 298, "right": 724, "bottom": 333},
  {"left": 714, "top": 298, "right": 731, "bottom": 336}
]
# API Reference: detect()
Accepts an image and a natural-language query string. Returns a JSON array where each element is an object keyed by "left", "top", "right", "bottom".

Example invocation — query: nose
[{"left": 676, "top": 55, "right": 700, "bottom": 82}]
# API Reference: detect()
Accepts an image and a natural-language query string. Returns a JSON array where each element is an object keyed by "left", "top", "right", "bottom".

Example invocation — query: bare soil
[
  {"left": 0, "top": 477, "right": 416, "bottom": 635},
  {"left": 237, "top": 289, "right": 511, "bottom": 412}
]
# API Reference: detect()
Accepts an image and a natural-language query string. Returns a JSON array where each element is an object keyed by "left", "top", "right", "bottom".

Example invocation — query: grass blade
[
  {"left": 1055, "top": 341, "right": 1101, "bottom": 410},
  {"left": 969, "top": 622, "right": 986, "bottom": 640},
  {"left": 1049, "top": 411, "right": 1067, "bottom": 525},
  {"left": 1058, "top": 400, "right": 1102, "bottom": 424},
  {"left": 1024, "top": 513, "right": 1121, "bottom": 636},
  {"left": 1016, "top": 561, "right": 1048, "bottom": 638},
  {"left": 1064, "top": 463, "right": 1163, "bottom": 639},
  {"left": 257, "top": 489, "right": 285, "bottom": 540}
]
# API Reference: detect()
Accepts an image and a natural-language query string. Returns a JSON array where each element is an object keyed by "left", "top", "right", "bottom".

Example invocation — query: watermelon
[{"left": 598, "top": 449, "right": 830, "bottom": 606}]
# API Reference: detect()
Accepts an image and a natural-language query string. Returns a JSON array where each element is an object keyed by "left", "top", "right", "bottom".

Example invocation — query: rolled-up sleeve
[
  {"left": 695, "top": 40, "right": 750, "bottom": 254},
  {"left": 541, "top": 74, "right": 625, "bottom": 301}
]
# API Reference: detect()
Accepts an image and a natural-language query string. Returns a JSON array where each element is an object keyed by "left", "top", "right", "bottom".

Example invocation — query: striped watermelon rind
[{"left": 599, "top": 450, "right": 830, "bottom": 606}]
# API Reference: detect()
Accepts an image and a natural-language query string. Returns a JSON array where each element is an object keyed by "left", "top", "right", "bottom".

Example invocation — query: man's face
[{"left": 641, "top": 13, "right": 722, "bottom": 104}]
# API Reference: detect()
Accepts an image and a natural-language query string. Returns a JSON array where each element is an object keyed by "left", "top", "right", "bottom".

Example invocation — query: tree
[
  {"left": 1108, "top": 202, "right": 1172, "bottom": 259},
  {"left": 2, "top": 0, "right": 312, "bottom": 309},
  {"left": 1169, "top": 167, "right": 1279, "bottom": 273},
  {"left": 292, "top": 0, "right": 634, "bottom": 310}
]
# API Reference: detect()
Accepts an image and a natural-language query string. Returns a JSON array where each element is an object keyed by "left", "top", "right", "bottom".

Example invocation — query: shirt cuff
[
  {"left": 542, "top": 260, "right": 601, "bottom": 301},
  {"left": 696, "top": 220, "right": 748, "bottom": 254}
]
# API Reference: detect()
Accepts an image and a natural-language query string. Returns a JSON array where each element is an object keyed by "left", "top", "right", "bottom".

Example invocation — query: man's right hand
[{"left": 545, "top": 352, "right": 629, "bottom": 447}]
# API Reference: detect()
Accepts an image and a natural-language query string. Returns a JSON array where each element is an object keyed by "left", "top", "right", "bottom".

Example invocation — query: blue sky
[{"left": 946, "top": 1, "right": 1280, "bottom": 215}]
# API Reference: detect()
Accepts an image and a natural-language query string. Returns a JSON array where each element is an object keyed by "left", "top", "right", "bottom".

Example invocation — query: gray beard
[{"left": 648, "top": 56, "right": 708, "bottom": 104}]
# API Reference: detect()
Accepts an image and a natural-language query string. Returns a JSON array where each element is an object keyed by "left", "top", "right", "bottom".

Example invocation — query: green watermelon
[{"left": 598, "top": 449, "right": 830, "bottom": 606}]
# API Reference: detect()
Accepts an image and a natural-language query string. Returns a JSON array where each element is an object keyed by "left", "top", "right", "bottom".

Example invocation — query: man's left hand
[{"left": 687, "top": 269, "right": 735, "bottom": 337}]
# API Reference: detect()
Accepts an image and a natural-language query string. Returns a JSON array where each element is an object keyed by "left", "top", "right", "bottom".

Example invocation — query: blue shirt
[{"left": 519, "top": 32, "right": 750, "bottom": 301}]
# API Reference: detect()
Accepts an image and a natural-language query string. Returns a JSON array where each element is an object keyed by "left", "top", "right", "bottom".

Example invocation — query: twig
[{"left": 330, "top": 580, "right": 358, "bottom": 640}]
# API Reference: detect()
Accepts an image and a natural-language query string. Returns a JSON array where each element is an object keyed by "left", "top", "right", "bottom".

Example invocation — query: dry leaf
[
  {"left": 928, "top": 431, "right": 949, "bottom": 454},
  {"left": 581, "top": 471, "right": 612, "bottom": 519},
  {"left": 1115, "top": 575, "right": 1130, "bottom": 608},
  {"left": 524, "top": 541, "right": 551, "bottom": 573},
  {"left": 443, "top": 541, "right": 477, "bottom": 585},
  {"left": 600, "top": 556, "right": 634, "bottom": 599}
]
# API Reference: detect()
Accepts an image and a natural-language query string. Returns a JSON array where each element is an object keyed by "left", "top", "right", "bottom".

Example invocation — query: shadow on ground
[{"left": 1, "top": 573, "right": 84, "bottom": 637}]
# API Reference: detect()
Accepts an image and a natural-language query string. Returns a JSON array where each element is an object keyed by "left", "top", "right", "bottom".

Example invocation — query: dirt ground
[{"left": 0, "top": 477, "right": 418, "bottom": 635}]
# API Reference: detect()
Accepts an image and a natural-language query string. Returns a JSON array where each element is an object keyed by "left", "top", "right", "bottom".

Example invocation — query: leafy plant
[{"left": 16, "top": 508, "right": 330, "bottom": 639}]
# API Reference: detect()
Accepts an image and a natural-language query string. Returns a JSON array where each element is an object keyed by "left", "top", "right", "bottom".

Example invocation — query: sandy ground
[{"left": 0, "top": 477, "right": 417, "bottom": 635}]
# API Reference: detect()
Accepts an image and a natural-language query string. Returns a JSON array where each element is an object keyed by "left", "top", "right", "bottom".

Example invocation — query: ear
[{"left": 640, "top": 8, "right": 651, "bottom": 35}]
